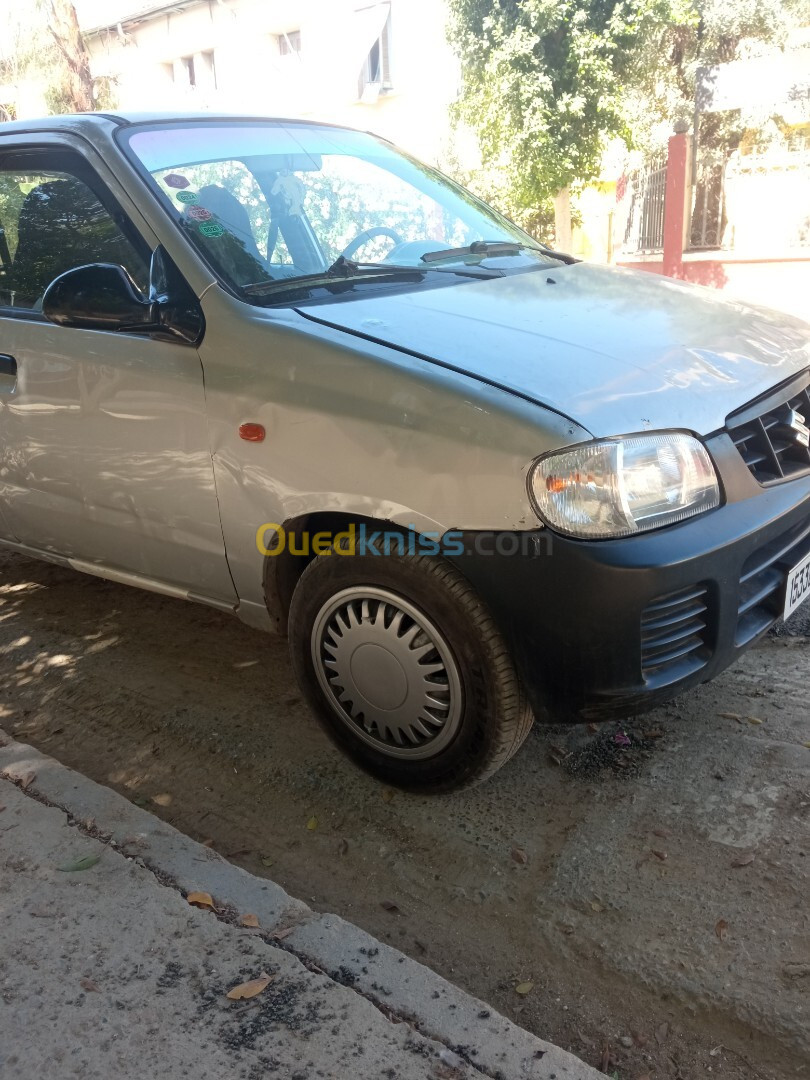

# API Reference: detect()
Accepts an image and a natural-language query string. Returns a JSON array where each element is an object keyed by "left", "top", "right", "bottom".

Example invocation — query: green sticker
[
  {"left": 176, "top": 190, "right": 198, "bottom": 203},
  {"left": 199, "top": 221, "right": 225, "bottom": 238}
]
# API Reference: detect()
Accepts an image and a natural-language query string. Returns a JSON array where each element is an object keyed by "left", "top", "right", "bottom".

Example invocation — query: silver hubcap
[{"left": 311, "top": 587, "right": 463, "bottom": 760}]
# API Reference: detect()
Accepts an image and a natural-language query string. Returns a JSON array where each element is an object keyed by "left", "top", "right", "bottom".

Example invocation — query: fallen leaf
[
  {"left": 731, "top": 853, "right": 755, "bottom": 868},
  {"left": 187, "top": 891, "right": 215, "bottom": 909},
  {"left": 587, "top": 722, "right": 600, "bottom": 733},
  {"left": 715, "top": 919, "right": 728, "bottom": 941},
  {"left": 381, "top": 788, "right": 395, "bottom": 803},
  {"left": 747, "top": 716, "right": 763, "bottom": 725},
  {"left": 132, "top": 795, "right": 150, "bottom": 807},
  {"left": 380, "top": 899, "right": 401, "bottom": 913},
  {"left": 589, "top": 898, "right": 604, "bottom": 913},
  {"left": 548, "top": 745, "right": 567, "bottom": 765},
  {"left": 515, "top": 981, "right": 534, "bottom": 995},
  {"left": 226, "top": 972, "right": 272, "bottom": 1000},
  {"left": 261, "top": 856, "right": 274, "bottom": 868},
  {"left": 511, "top": 847, "right": 528, "bottom": 865},
  {"left": 79, "top": 977, "right": 100, "bottom": 992},
  {"left": 337, "top": 838, "right": 348, "bottom": 856},
  {"left": 651, "top": 849, "right": 668, "bottom": 861},
  {"left": 19, "top": 771, "right": 36, "bottom": 790},
  {"left": 270, "top": 926, "right": 295, "bottom": 941},
  {"left": 306, "top": 816, "right": 318, "bottom": 831},
  {"left": 57, "top": 854, "right": 101, "bottom": 873},
  {"left": 803, "top": 741, "right": 810, "bottom": 749},
  {"left": 784, "top": 963, "right": 810, "bottom": 979},
  {"left": 655, "top": 1021, "right": 669, "bottom": 1045},
  {"left": 239, "top": 913, "right": 259, "bottom": 928},
  {"left": 202, "top": 839, "right": 215, "bottom": 848}
]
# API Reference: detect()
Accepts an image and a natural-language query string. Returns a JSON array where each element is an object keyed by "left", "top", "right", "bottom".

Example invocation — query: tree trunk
[
  {"left": 552, "top": 187, "right": 572, "bottom": 253},
  {"left": 43, "top": 0, "right": 94, "bottom": 112}
]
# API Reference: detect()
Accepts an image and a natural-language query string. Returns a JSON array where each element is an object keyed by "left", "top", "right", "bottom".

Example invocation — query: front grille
[
  {"left": 736, "top": 517, "right": 810, "bottom": 646},
  {"left": 641, "top": 585, "right": 710, "bottom": 687},
  {"left": 728, "top": 375, "right": 810, "bottom": 485}
]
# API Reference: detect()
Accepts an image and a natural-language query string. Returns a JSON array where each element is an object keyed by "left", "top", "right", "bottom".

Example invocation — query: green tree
[
  {"left": 446, "top": 0, "right": 686, "bottom": 245},
  {"left": 0, "top": 0, "right": 99, "bottom": 117},
  {"left": 627, "top": 0, "right": 810, "bottom": 152}
]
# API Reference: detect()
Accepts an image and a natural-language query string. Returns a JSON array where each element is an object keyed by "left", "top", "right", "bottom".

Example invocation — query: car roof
[{"left": 0, "top": 112, "right": 366, "bottom": 136}]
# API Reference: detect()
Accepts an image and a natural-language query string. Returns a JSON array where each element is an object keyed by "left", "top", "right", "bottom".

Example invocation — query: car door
[{"left": 0, "top": 142, "right": 237, "bottom": 606}]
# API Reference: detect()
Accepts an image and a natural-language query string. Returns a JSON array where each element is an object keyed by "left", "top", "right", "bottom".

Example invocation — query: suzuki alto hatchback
[{"left": 1, "top": 113, "right": 809, "bottom": 791}]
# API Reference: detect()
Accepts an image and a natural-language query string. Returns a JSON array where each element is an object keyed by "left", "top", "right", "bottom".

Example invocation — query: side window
[{"left": 0, "top": 155, "right": 150, "bottom": 314}]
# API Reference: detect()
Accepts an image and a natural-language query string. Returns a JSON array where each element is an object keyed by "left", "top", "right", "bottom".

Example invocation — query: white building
[{"left": 74, "top": 0, "right": 459, "bottom": 163}]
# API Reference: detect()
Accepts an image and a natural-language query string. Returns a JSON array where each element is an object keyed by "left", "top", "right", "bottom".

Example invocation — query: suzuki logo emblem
[{"left": 787, "top": 408, "right": 810, "bottom": 448}]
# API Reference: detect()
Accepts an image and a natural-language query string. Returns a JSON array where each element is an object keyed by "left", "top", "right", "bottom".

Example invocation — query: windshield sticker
[
  {"left": 187, "top": 206, "right": 213, "bottom": 222},
  {"left": 175, "top": 190, "right": 198, "bottom": 204},
  {"left": 164, "top": 172, "right": 190, "bottom": 189},
  {"left": 199, "top": 221, "right": 225, "bottom": 238}
]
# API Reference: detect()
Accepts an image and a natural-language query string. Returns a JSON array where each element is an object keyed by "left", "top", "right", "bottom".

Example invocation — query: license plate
[{"left": 784, "top": 552, "right": 810, "bottom": 620}]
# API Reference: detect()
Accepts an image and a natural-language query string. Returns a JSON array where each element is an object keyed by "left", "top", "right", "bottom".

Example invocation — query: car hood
[{"left": 296, "top": 262, "right": 810, "bottom": 437}]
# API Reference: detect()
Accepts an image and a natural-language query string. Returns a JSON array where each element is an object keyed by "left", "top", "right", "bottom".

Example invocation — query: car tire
[{"left": 288, "top": 543, "right": 534, "bottom": 792}]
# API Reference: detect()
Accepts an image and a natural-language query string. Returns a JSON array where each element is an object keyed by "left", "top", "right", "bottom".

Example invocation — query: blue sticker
[{"left": 176, "top": 190, "right": 198, "bottom": 204}]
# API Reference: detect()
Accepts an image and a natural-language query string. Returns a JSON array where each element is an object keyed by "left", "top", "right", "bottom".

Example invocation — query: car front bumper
[{"left": 446, "top": 469, "right": 810, "bottom": 724}]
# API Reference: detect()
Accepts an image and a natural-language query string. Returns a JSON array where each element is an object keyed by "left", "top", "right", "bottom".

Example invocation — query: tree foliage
[
  {"left": 446, "top": 0, "right": 684, "bottom": 209},
  {"left": 0, "top": 0, "right": 99, "bottom": 116},
  {"left": 627, "top": 0, "right": 810, "bottom": 152}
]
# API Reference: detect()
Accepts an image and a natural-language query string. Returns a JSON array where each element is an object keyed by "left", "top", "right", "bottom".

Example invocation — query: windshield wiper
[
  {"left": 242, "top": 258, "right": 499, "bottom": 298},
  {"left": 421, "top": 240, "right": 530, "bottom": 263},
  {"left": 420, "top": 240, "right": 577, "bottom": 266}
]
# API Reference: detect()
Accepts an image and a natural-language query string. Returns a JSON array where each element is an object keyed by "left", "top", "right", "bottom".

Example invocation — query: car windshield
[{"left": 123, "top": 121, "right": 557, "bottom": 303}]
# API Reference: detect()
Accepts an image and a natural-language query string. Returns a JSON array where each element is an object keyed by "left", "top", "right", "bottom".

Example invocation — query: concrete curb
[{"left": 0, "top": 730, "right": 601, "bottom": 1079}]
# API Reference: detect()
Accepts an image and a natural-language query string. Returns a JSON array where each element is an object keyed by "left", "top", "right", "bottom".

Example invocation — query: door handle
[{"left": 0, "top": 354, "right": 17, "bottom": 393}]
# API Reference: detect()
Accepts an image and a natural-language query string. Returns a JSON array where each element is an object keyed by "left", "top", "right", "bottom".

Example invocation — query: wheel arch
[{"left": 264, "top": 512, "right": 416, "bottom": 635}]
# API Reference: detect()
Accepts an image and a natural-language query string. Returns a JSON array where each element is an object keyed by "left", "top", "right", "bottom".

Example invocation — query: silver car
[{"left": 1, "top": 113, "right": 809, "bottom": 791}]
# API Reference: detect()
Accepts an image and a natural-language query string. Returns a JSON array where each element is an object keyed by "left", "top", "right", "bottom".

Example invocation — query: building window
[
  {"left": 359, "top": 12, "right": 392, "bottom": 102},
  {"left": 180, "top": 55, "right": 196, "bottom": 87},
  {"left": 277, "top": 30, "right": 302, "bottom": 56},
  {"left": 198, "top": 50, "right": 217, "bottom": 90}
]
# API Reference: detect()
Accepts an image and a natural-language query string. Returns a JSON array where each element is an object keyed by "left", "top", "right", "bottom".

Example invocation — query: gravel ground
[{"left": 0, "top": 548, "right": 808, "bottom": 1079}]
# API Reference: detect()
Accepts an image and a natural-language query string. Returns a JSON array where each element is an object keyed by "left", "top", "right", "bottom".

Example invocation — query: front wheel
[{"left": 288, "top": 548, "right": 533, "bottom": 792}]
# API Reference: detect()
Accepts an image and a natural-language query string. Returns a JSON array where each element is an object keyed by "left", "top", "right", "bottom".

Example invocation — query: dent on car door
[{"left": 0, "top": 145, "right": 236, "bottom": 604}]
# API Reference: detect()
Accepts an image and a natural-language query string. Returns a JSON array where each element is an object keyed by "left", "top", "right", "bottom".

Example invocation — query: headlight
[{"left": 528, "top": 432, "right": 720, "bottom": 539}]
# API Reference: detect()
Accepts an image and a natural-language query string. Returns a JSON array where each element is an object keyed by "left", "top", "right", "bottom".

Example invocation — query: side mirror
[
  {"left": 42, "top": 263, "right": 154, "bottom": 332},
  {"left": 42, "top": 248, "right": 204, "bottom": 345}
]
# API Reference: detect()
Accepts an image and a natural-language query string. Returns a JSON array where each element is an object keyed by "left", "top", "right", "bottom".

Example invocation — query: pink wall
[
  {"left": 615, "top": 129, "right": 809, "bottom": 322},
  {"left": 615, "top": 255, "right": 810, "bottom": 321}
]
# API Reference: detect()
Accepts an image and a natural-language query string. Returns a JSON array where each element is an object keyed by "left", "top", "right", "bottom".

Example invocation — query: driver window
[{"left": 0, "top": 157, "right": 149, "bottom": 313}]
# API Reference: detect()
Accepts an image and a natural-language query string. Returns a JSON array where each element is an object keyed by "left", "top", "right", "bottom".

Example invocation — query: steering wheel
[{"left": 341, "top": 226, "right": 404, "bottom": 261}]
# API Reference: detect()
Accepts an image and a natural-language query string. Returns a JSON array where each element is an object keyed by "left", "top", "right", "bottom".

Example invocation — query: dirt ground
[{"left": 1, "top": 548, "right": 808, "bottom": 1080}]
